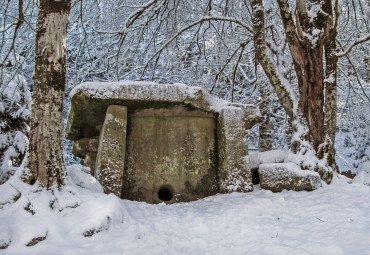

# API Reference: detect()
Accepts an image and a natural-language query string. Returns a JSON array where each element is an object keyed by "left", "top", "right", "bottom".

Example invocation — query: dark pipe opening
[
  {"left": 158, "top": 187, "right": 173, "bottom": 201},
  {"left": 251, "top": 168, "right": 260, "bottom": 185}
]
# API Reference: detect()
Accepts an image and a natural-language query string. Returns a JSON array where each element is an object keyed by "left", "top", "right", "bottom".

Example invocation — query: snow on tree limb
[
  {"left": 140, "top": 15, "right": 253, "bottom": 79},
  {"left": 336, "top": 34, "right": 370, "bottom": 57}
]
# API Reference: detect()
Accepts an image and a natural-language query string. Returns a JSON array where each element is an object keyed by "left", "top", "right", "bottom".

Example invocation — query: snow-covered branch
[
  {"left": 0, "top": 22, "right": 17, "bottom": 33},
  {"left": 140, "top": 15, "right": 253, "bottom": 78},
  {"left": 336, "top": 34, "right": 370, "bottom": 57}
]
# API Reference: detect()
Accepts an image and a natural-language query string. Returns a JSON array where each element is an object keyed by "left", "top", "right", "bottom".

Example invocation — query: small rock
[
  {"left": 0, "top": 241, "right": 10, "bottom": 249},
  {"left": 341, "top": 170, "right": 356, "bottom": 179}
]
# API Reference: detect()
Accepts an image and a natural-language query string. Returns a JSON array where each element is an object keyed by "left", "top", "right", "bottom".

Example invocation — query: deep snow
[{"left": 1, "top": 166, "right": 370, "bottom": 255}]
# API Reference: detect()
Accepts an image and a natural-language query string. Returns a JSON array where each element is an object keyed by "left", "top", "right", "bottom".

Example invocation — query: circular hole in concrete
[{"left": 158, "top": 186, "right": 173, "bottom": 201}]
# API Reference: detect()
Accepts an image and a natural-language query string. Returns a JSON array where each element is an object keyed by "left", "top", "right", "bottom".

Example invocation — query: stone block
[
  {"left": 259, "top": 163, "right": 321, "bottom": 192},
  {"left": 72, "top": 137, "right": 99, "bottom": 158},
  {"left": 217, "top": 106, "right": 253, "bottom": 192},
  {"left": 95, "top": 105, "right": 127, "bottom": 197}
]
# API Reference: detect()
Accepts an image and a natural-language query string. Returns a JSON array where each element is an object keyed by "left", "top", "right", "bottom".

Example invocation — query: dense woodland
[{"left": 0, "top": 0, "right": 369, "bottom": 185}]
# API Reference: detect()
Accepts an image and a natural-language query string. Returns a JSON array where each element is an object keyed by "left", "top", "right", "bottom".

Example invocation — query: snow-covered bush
[
  {"left": 0, "top": 0, "right": 35, "bottom": 184},
  {"left": 0, "top": 65, "right": 31, "bottom": 184}
]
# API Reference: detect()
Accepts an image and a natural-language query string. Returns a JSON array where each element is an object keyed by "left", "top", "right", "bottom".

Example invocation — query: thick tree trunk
[
  {"left": 252, "top": 0, "right": 338, "bottom": 182},
  {"left": 285, "top": 0, "right": 339, "bottom": 164},
  {"left": 22, "top": 0, "right": 71, "bottom": 188},
  {"left": 321, "top": 3, "right": 339, "bottom": 170},
  {"left": 297, "top": 44, "right": 325, "bottom": 151}
]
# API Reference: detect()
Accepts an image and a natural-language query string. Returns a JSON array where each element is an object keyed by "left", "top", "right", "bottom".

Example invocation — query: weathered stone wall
[
  {"left": 95, "top": 105, "right": 127, "bottom": 197},
  {"left": 122, "top": 105, "right": 218, "bottom": 204}
]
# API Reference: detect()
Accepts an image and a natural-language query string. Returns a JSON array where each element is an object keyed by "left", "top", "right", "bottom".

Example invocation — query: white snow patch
[
  {"left": 353, "top": 162, "right": 370, "bottom": 186},
  {"left": 246, "top": 149, "right": 287, "bottom": 169},
  {"left": 0, "top": 102, "right": 4, "bottom": 113},
  {"left": 13, "top": 131, "right": 28, "bottom": 154},
  {"left": 65, "top": 165, "right": 103, "bottom": 193},
  {"left": 353, "top": 171, "right": 370, "bottom": 186},
  {"left": 1, "top": 166, "right": 370, "bottom": 254},
  {"left": 307, "top": 4, "right": 323, "bottom": 22}
]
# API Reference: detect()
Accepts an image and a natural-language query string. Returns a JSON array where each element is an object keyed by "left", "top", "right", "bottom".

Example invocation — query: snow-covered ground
[{"left": 1, "top": 166, "right": 370, "bottom": 255}]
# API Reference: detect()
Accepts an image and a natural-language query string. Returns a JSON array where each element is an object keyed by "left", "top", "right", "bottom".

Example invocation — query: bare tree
[
  {"left": 22, "top": 0, "right": 71, "bottom": 188},
  {"left": 251, "top": 0, "right": 369, "bottom": 181},
  {"left": 0, "top": 0, "right": 35, "bottom": 183}
]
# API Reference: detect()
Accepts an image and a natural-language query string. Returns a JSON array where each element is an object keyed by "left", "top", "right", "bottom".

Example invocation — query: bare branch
[
  {"left": 140, "top": 15, "right": 253, "bottom": 79},
  {"left": 336, "top": 34, "right": 370, "bottom": 57},
  {"left": 210, "top": 42, "right": 247, "bottom": 93},
  {"left": 252, "top": 0, "right": 297, "bottom": 119}
]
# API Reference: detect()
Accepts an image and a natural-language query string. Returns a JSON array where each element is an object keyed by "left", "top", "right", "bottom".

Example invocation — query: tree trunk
[
  {"left": 22, "top": 0, "right": 71, "bottom": 188},
  {"left": 321, "top": 2, "right": 339, "bottom": 170},
  {"left": 285, "top": 116, "right": 293, "bottom": 147},
  {"left": 258, "top": 85, "right": 272, "bottom": 152},
  {"left": 252, "top": 0, "right": 339, "bottom": 182},
  {"left": 365, "top": 58, "right": 370, "bottom": 82}
]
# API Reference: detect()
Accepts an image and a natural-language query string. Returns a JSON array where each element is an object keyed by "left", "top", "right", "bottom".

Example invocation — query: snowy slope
[{"left": 1, "top": 166, "right": 370, "bottom": 255}]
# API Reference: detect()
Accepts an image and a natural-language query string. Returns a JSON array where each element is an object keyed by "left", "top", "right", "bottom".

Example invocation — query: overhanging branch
[{"left": 336, "top": 34, "right": 370, "bottom": 57}]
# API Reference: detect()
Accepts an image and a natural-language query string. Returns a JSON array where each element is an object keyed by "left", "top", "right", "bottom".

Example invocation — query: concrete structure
[{"left": 66, "top": 82, "right": 262, "bottom": 204}]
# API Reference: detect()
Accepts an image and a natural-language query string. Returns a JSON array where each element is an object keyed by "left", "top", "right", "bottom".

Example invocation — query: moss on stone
[{"left": 121, "top": 105, "right": 218, "bottom": 204}]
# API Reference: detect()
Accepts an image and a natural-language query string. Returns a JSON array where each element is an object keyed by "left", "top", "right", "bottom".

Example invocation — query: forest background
[{"left": 0, "top": 0, "right": 369, "bottom": 184}]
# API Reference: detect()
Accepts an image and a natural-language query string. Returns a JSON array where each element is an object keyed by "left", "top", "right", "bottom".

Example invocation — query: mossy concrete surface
[
  {"left": 95, "top": 105, "right": 128, "bottom": 197},
  {"left": 122, "top": 105, "right": 218, "bottom": 204}
]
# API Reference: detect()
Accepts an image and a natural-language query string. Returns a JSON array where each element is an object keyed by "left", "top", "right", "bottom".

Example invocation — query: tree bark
[
  {"left": 321, "top": 0, "right": 339, "bottom": 170},
  {"left": 251, "top": 0, "right": 297, "bottom": 120},
  {"left": 22, "top": 0, "right": 71, "bottom": 188},
  {"left": 365, "top": 58, "right": 370, "bottom": 82},
  {"left": 252, "top": 0, "right": 339, "bottom": 182},
  {"left": 258, "top": 85, "right": 272, "bottom": 152}
]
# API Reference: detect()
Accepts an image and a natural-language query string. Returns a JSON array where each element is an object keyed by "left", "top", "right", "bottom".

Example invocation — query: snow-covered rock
[
  {"left": 353, "top": 171, "right": 370, "bottom": 186},
  {"left": 259, "top": 163, "right": 322, "bottom": 192},
  {"left": 65, "top": 165, "right": 103, "bottom": 193},
  {"left": 350, "top": 161, "right": 370, "bottom": 186}
]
